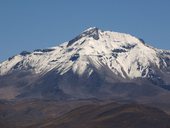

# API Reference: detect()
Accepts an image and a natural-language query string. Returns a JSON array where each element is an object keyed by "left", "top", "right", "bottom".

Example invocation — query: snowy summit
[{"left": 0, "top": 27, "right": 170, "bottom": 79}]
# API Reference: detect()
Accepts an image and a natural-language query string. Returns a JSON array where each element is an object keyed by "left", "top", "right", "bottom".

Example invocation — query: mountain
[
  {"left": 0, "top": 27, "right": 170, "bottom": 102},
  {"left": 1, "top": 27, "right": 170, "bottom": 128}
]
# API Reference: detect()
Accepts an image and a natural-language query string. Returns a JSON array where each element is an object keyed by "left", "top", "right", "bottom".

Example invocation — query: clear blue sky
[{"left": 0, "top": 0, "right": 170, "bottom": 62}]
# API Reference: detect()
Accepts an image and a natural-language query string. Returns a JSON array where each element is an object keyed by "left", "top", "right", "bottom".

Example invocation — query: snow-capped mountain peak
[{"left": 0, "top": 28, "right": 170, "bottom": 80}]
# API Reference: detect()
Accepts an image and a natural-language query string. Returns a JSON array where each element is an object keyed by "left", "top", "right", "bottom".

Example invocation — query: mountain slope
[{"left": 0, "top": 27, "right": 170, "bottom": 100}]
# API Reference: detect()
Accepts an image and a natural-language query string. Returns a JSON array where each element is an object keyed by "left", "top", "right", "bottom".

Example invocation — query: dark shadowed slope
[
  {"left": 27, "top": 102, "right": 170, "bottom": 128},
  {"left": 1, "top": 100, "right": 170, "bottom": 128}
]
